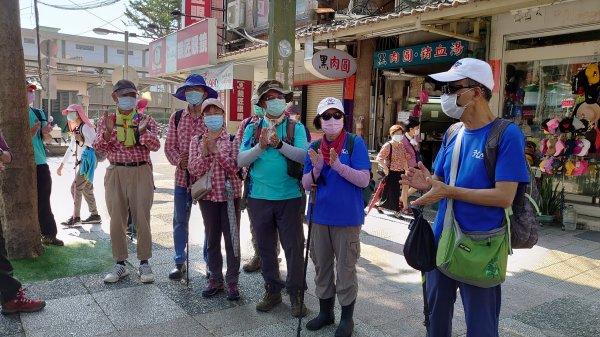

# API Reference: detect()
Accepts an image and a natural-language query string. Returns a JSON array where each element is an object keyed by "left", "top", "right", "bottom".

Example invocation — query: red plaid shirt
[
  {"left": 188, "top": 129, "right": 242, "bottom": 202},
  {"left": 92, "top": 112, "right": 160, "bottom": 163},
  {"left": 164, "top": 108, "right": 206, "bottom": 187}
]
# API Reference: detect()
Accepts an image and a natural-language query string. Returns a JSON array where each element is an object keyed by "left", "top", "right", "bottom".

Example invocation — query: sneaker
[
  {"left": 1, "top": 288, "right": 46, "bottom": 315},
  {"left": 61, "top": 216, "right": 81, "bottom": 227},
  {"left": 255, "top": 284, "right": 282, "bottom": 312},
  {"left": 103, "top": 264, "right": 129, "bottom": 283},
  {"left": 243, "top": 255, "right": 260, "bottom": 273},
  {"left": 41, "top": 235, "right": 64, "bottom": 246},
  {"left": 81, "top": 214, "right": 101, "bottom": 224},
  {"left": 202, "top": 278, "right": 224, "bottom": 298},
  {"left": 168, "top": 264, "right": 186, "bottom": 280},
  {"left": 226, "top": 283, "right": 240, "bottom": 301},
  {"left": 138, "top": 264, "right": 155, "bottom": 283}
]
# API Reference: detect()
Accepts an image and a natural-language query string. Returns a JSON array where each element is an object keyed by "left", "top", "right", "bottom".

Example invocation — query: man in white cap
[{"left": 401, "top": 58, "right": 529, "bottom": 337}]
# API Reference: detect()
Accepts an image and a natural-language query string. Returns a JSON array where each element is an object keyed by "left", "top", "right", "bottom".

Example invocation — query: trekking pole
[{"left": 297, "top": 183, "right": 316, "bottom": 337}]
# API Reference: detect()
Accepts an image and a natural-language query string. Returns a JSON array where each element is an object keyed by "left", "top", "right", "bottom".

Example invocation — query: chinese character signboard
[
  {"left": 229, "top": 80, "right": 251, "bottom": 121},
  {"left": 309, "top": 48, "right": 357, "bottom": 80},
  {"left": 149, "top": 19, "right": 217, "bottom": 77},
  {"left": 374, "top": 39, "right": 467, "bottom": 69},
  {"left": 184, "top": 0, "right": 211, "bottom": 27},
  {"left": 192, "top": 62, "right": 234, "bottom": 90}
]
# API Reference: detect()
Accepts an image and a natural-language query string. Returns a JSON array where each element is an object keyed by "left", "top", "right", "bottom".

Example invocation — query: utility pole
[{"left": 268, "top": 0, "right": 296, "bottom": 90}]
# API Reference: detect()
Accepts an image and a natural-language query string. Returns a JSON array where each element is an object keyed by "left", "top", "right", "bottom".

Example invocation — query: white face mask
[
  {"left": 392, "top": 135, "right": 404, "bottom": 142},
  {"left": 440, "top": 88, "right": 474, "bottom": 119}
]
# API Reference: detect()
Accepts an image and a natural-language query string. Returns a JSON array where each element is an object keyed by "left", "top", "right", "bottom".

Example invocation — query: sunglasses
[
  {"left": 441, "top": 84, "right": 480, "bottom": 95},
  {"left": 321, "top": 111, "right": 344, "bottom": 121},
  {"left": 263, "top": 94, "right": 285, "bottom": 102}
]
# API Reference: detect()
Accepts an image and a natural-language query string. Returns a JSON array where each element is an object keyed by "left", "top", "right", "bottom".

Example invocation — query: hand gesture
[
  {"left": 138, "top": 115, "right": 150, "bottom": 135},
  {"left": 179, "top": 152, "right": 189, "bottom": 169},
  {"left": 104, "top": 111, "right": 115, "bottom": 133},
  {"left": 329, "top": 148, "right": 338, "bottom": 165},
  {"left": 399, "top": 161, "right": 432, "bottom": 191},
  {"left": 42, "top": 123, "right": 52, "bottom": 135},
  {"left": 259, "top": 128, "right": 269, "bottom": 150},
  {"left": 75, "top": 133, "right": 83, "bottom": 142},
  {"left": 206, "top": 137, "right": 217, "bottom": 154},
  {"left": 31, "top": 121, "right": 41, "bottom": 137},
  {"left": 412, "top": 179, "right": 451, "bottom": 206},
  {"left": 57, "top": 163, "right": 63, "bottom": 176},
  {"left": 308, "top": 148, "right": 323, "bottom": 169},
  {"left": 268, "top": 128, "right": 280, "bottom": 148}
]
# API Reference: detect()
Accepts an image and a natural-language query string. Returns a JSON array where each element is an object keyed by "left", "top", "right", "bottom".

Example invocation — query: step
[
  {"left": 577, "top": 214, "right": 600, "bottom": 232},
  {"left": 565, "top": 193, "right": 594, "bottom": 204},
  {"left": 566, "top": 202, "right": 600, "bottom": 218}
]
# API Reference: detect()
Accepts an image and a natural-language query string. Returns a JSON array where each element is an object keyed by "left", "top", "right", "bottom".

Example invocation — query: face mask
[
  {"left": 117, "top": 96, "right": 137, "bottom": 111},
  {"left": 288, "top": 114, "right": 299, "bottom": 121},
  {"left": 204, "top": 115, "right": 224, "bottom": 131},
  {"left": 321, "top": 118, "right": 344, "bottom": 136},
  {"left": 392, "top": 135, "right": 404, "bottom": 142},
  {"left": 185, "top": 91, "right": 204, "bottom": 106},
  {"left": 253, "top": 105, "right": 265, "bottom": 117},
  {"left": 440, "top": 88, "right": 475, "bottom": 119},
  {"left": 266, "top": 99, "right": 286, "bottom": 117},
  {"left": 67, "top": 112, "right": 78, "bottom": 122},
  {"left": 27, "top": 91, "right": 35, "bottom": 105}
]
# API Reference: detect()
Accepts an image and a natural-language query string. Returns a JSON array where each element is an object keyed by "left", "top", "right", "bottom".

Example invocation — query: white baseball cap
[
  {"left": 317, "top": 97, "right": 345, "bottom": 115},
  {"left": 429, "top": 58, "right": 495, "bottom": 91}
]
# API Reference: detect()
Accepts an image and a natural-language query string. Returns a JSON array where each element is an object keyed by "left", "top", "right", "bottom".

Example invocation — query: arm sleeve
[
  {"left": 278, "top": 142, "right": 307, "bottom": 163},
  {"left": 164, "top": 112, "right": 180, "bottom": 166},
  {"left": 237, "top": 123, "right": 265, "bottom": 167},
  {"left": 138, "top": 117, "right": 161, "bottom": 152},
  {"left": 330, "top": 136, "right": 371, "bottom": 187}
]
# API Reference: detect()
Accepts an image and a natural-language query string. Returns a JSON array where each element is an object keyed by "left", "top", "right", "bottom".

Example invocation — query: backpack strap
[
  {"left": 251, "top": 117, "right": 264, "bottom": 147},
  {"left": 346, "top": 133, "right": 356, "bottom": 156},
  {"left": 174, "top": 109, "right": 184, "bottom": 130},
  {"left": 284, "top": 119, "right": 296, "bottom": 145},
  {"left": 31, "top": 108, "right": 46, "bottom": 143},
  {"left": 484, "top": 118, "right": 512, "bottom": 183},
  {"left": 444, "top": 122, "right": 464, "bottom": 147}
]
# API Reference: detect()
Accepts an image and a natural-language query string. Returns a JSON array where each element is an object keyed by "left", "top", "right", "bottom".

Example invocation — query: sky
[{"left": 19, "top": 0, "right": 155, "bottom": 45}]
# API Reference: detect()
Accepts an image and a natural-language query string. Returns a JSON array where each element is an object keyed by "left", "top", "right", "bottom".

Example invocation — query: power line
[
  {"left": 75, "top": 14, "right": 125, "bottom": 35},
  {"left": 38, "top": 0, "right": 121, "bottom": 10}
]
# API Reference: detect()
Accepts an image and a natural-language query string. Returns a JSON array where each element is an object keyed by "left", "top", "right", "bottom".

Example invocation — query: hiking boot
[
  {"left": 335, "top": 300, "right": 355, "bottom": 337},
  {"left": 290, "top": 290, "right": 308, "bottom": 318},
  {"left": 243, "top": 255, "right": 260, "bottom": 272},
  {"left": 1, "top": 288, "right": 45, "bottom": 315},
  {"left": 41, "top": 235, "right": 64, "bottom": 246},
  {"left": 138, "top": 264, "right": 154, "bottom": 283},
  {"left": 81, "top": 214, "right": 102, "bottom": 224},
  {"left": 168, "top": 264, "right": 186, "bottom": 280},
  {"left": 255, "top": 284, "right": 282, "bottom": 312},
  {"left": 61, "top": 216, "right": 81, "bottom": 227},
  {"left": 226, "top": 283, "right": 240, "bottom": 301},
  {"left": 202, "top": 278, "right": 224, "bottom": 298},
  {"left": 306, "top": 297, "right": 335, "bottom": 331},
  {"left": 103, "top": 264, "right": 129, "bottom": 283}
]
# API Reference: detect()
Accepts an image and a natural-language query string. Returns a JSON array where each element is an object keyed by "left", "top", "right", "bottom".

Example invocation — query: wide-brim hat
[
  {"left": 62, "top": 104, "right": 94, "bottom": 129},
  {"left": 255, "top": 80, "right": 292, "bottom": 102},
  {"left": 173, "top": 74, "right": 218, "bottom": 102}
]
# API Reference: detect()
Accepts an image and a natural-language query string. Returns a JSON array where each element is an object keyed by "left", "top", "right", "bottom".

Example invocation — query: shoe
[
  {"left": 81, "top": 214, "right": 101, "bottom": 224},
  {"left": 202, "top": 278, "right": 224, "bottom": 298},
  {"left": 41, "top": 236, "right": 64, "bottom": 246},
  {"left": 226, "top": 283, "right": 240, "bottom": 301},
  {"left": 335, "top": 300, "right": 355, "bottom": 337},
  {"left": 138, "top": 264, "right": 155, "bottom": 283},
  {"left": 168, "top": 264, "right": 186, "bottom": 280},
  {"left": 306, "top": 297, "right": 335, "bottom": 331},
  {"left": 290, "top": 290, "right": 308, "bottom": 318},
  {"left": 255, "top": 284, "right": 282, "bottom": 312},
  {"left": 61, "top": 216, "right": 81, "bottom": 227},
  {"left": 1, "top": 288, "right": 46, "bottom": 315},
  {"left": 103, "top": 264, "right": 129, "bottom": 283},
  {"left": 243, "top": 255, "right": 260, "bottom": 273}
]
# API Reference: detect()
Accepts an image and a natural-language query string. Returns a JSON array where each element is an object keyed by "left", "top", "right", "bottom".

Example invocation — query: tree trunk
[{"left": 0, "top": 0, "right": 43, "bottom": 259}]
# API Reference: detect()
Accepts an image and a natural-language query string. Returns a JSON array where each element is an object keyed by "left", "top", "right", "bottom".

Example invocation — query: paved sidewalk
[{"left": 2, "top": 147, "right": 600, "bottom": 337}]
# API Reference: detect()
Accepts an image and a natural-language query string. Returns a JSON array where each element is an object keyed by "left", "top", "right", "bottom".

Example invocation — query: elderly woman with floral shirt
[{"left": 188, "top": 98, "right": 243, "bottom": 301}]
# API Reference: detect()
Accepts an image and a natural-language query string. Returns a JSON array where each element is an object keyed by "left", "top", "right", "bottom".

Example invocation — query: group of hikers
[{"left": 0, "top": 58, "right": 530, "bottom": 337}]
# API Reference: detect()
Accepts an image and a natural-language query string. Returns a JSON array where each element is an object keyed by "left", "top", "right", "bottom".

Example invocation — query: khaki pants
[
  {"left": 310, "top": 224, "right": 361, "bottom": 306},
  {"left": 105, "top": 164, "right": 154, "bottom": 262},
  {"left": 71, "top": 173, "right": 98, "bottom": 218}
]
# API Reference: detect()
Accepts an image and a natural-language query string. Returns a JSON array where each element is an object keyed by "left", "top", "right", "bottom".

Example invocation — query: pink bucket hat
[
  {"left": 62, "top": 104, "right": 94, "bottom": 129},
  {"left": 571, "top": 160, "right": 589, "bottom": 176}
]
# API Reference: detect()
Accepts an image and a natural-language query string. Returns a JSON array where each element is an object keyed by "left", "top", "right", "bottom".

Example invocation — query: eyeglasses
[
  {"left": 263, "top": 94, "right": 285, "bottom": 102},
  {"left": 321, "top": 111, "right": 344, "bottom": 121},
  {"left": 441, "top": 84, "right": 479, "bottom": 95}
]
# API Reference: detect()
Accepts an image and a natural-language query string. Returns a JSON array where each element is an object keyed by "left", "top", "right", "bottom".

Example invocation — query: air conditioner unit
[{"left": 227, "top": 0, "right": 245, "bottom": 29}]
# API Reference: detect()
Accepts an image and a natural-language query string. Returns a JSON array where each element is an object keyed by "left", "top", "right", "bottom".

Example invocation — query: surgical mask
[
  {"left": 321, "top": 118, "right": 344, "bottom": 136},
  {"left": 204, "top": 115, "right": 224, "bottom": 131},
  {"left": 117, "top": 96, "right": 137, "bottom": 111},
  {"left": 440, "top": 89, "right": 474, "bottom": 119},
  {"left": 253, "top": 105, "right": 266, "bottom": 117},
  {"left": 266, "top": 99, "right": 286, "bottom": 117},
  {"left": 67, "top": 112, "right": 78, "bottom": 122},
  {"left": 185, "top": 91, "right": 204, "bottom": 106},
  {"left": 27, "top": 91, "right": 35, "bottom": 105},
  {"left": 392, "top": 135, "right": 404, "bottom": 142}
]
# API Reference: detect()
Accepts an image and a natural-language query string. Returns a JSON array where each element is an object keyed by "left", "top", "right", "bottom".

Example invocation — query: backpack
[
  {"left": 174, "top": 109, "right": 184, "bottom": 130},
  {"left": 313, "top": 133, "right": 376, "bottom": 207},
  {"left": 445, "top": 118, "right": 540, "bottom": 249}
]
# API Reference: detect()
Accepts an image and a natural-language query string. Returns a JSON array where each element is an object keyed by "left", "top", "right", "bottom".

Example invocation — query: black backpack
[{"left": 445, "top": 118, "right": 540, "bottom": 249}]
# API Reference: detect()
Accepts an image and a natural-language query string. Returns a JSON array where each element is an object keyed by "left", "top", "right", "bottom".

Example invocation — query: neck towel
[
  {"left": 116, "top": 111, "right": 137, "bottom": 146},
  {"left": 320, "top": 129, "right": 347, "bottom": 165}
]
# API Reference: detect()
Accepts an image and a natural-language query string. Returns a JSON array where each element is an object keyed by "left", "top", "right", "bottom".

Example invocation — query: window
[
  {"left": 117, "top": 49, "right": 134, "bottom": 55},
  {"left": 76, "top": 44, "right": 94, "bottom": 51}
]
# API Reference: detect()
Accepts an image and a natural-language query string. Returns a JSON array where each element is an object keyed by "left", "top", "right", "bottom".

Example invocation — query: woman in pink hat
[{"left": 57, "top": 104, "right": 101, "bottom": 226}]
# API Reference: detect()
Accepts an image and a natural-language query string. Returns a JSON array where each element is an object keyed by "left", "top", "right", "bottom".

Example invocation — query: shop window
[{"left": 503, "top": 57, "right": 600, "bottom": 196}]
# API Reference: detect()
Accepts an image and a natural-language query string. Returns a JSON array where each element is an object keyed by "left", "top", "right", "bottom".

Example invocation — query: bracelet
[{"left": 275, "top": 140, "right": 283, "bottom": 149}]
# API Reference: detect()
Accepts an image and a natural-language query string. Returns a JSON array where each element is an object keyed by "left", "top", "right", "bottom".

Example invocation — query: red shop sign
[{"left": 229, "top": 80, "right": 252, "bottom": 122}]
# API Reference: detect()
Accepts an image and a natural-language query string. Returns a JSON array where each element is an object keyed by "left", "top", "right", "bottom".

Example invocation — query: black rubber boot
[
  {"left": 335, "top": 300, "right": 355, "bottom": 337},
  {"left": 306, "top": 297, "right": 335, "bottom": 331}
]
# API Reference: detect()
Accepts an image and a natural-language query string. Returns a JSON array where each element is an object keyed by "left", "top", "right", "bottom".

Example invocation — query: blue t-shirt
[
  {"left": 304, "top": 134, "right": 371, "bottom": 226},
  {"left": 29, "top": 108, "right": 47, "bottom": 165},
  {"left": 240, "top": 119, "right": 308, "bottom": 200},
  {"left": 432, "top": 122, "right": 529, "bottom": 242}
]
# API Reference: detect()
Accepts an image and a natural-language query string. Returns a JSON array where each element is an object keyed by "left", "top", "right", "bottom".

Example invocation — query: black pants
[
  {"left": 0, "top": 221, "right": 21, "bottom": 303},
  {"left": 37, "top": 164, "right": 57, "bottom": 237},
  {"left": 376, "top": 170, "right": 402, "bottom": 212}
]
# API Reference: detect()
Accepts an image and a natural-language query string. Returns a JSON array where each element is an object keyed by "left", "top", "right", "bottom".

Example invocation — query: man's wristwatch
[{"left": 275, "top": 140, "right": 283, "bottom": 149}]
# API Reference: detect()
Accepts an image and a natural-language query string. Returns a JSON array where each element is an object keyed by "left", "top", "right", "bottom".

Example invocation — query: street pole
[
  {"left": 124, "top": 31, "right": 129, "bottom": 80},
  {"left": 268, "top": 0, "right": 296, "bottom": 90}
]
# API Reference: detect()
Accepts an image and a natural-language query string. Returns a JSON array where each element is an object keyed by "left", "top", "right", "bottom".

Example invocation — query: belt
[{"left": 111, "top": 161, "right": 147, "bottom": 167}]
